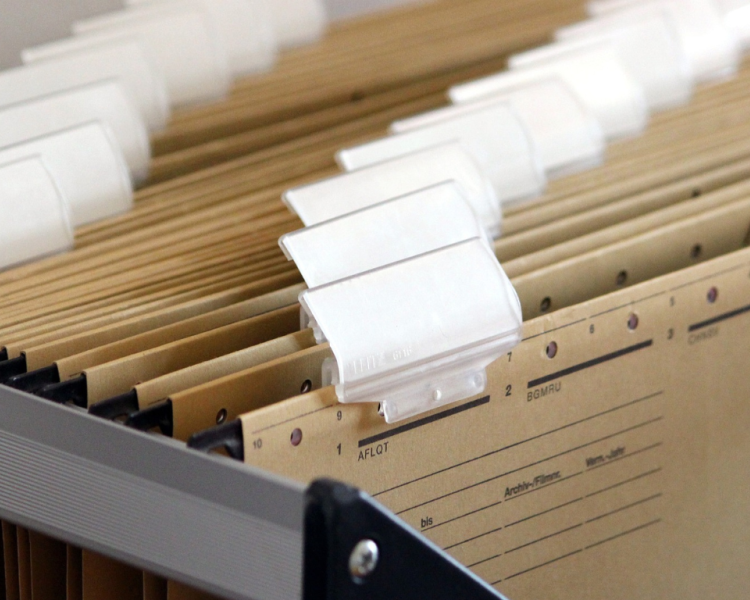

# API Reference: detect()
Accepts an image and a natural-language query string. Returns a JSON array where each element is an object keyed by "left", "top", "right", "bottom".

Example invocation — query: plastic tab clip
[
  {"left": 395, "top": 78, "right": 606, "bottom": 180},
  {"left": 0, "top": 158, "right": 74, "bottom": 271},
  {"left": 119, "top": 0, "right": 278, "bottom": 76},
  {"left": 281, "top": 182, "right": 490, "bottom": 289},
  {"left": 587, "top": 0, "right": 742, "bottom": 82},
  {"left": 284, "top": 143, "right": 501, "bottom": 237},
  {"left": 555, "top": 12, "right": 694, "bottom": 110},
  {"left": 0, "top": 81, "right": 151, "bottom": 184},
  {"left": 449, "top": 40, "right": 648, "bottom": 141},
  {"left": 0, "top": 123, "right": 133, "bottom": 227},
  {"left": 299, "top": 239, "right": 523, "bottom": 423},
  {"left": 0, "top": 40, "right": 170, "bottom": 132},
  {"left": 718, "top": 1, "right": 750, "bottom": 48},
  {"left": 267, "top": 0, "right": 328, "bottom": 48},
  {"left": 337, "top": 101, "right": 546, "bottom": 209},
  {"left": 24, "top": 10, "right": 231, "bottom": 107}
]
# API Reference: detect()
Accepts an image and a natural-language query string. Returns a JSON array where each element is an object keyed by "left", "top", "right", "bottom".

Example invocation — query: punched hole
[
  {"left": 691, "top": 244, "right": 703, "bottom": 259},
  {"left": 628, "top": 313, "right": 639, "bottom": 331},
  {"left": 540, "top": 297, "right": 552, "bottom": 313},
  {"left": 216, "top": 408, "right": 227, "bottom": 425},
  {"left": 616, "top": 271, "right": 628, "bottom": 286},
  {"left": 301, "top": 379, "right": 312, "bottom": 394},
  {"left": 707, "top": 287, "right": 719, "bottom": 304},
  {"left": 291, "top": 428, "right": 303, "bottom": 447},
  {"left": 546, "top": 341, "right": 558, "bottom": 359},
  {"left": 691, "top": 188, "right": 702, "bottom": 198}
]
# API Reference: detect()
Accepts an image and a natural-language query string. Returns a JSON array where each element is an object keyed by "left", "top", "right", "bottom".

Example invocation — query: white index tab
[
  {"left": 0, "top": 158, "right": 74, "bottom": 271},
  {"left": 449, "top": 40, "right": 649, "bottom": 140},
  {"left": 281, "top": 182, "right": 490, "bottom": 289},
  {"left": 586, "top": 0, "right": 741, "bottom": 81},
  {"left": 0, "top": 123, "right": 134, "bottom": 227},
  {"left": 267, "top": 0, "right": 328, "bottom": 48},
  {"left": 117, "top": 0, "right": 278, "bottom": 76},
  {"left": 0, "top": 40, "right": 170, "bottom": 132},
  {"left": 555, "top": 12, "right": 694, "bottom": 110},
  {"left": 725, "top": 4, "right": 750, "bottom": 48},
  {"left": 0, "top": 81, "right": 151, "bottom": 184},
  {"left": 337, "top": 102, "right": 546, "bottom": 209},
  {"left": 395, "top": 79, "right": 606, "bottom": 180},
  {"left": 300, "top": 238, "right": 523, "bottom": 423},
  {"left": 24, "top": 10, "right": 231, "bottom": 107},
  {"left": 284, "top": 143, "right": 501, "bottom": 237}
]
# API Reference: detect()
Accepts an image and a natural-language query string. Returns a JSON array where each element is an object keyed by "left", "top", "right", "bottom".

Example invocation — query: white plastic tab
[
  {"left": 556, "top": 13, "right": 694, "bottom": 110},
  {"left": 724, "top": 3, "right": 750, "bottom": 48},
  {"left": 587, "top": 0, "right": 742, "bottom": 81},
  {"left": 337, "top": 102, "right": 546, "bottom": 209},
  {"left": 394, "top": 79, "right": 605, "bottom": 180},
  {"left": 449, "top": 42, "right": 648, "bottom": 141},
  {"left": 284, "top": 143, "right": 501, "bottom": 237},
  {"left": 266, "top": 0, "right": 328, "bottom": 48},
  {"left": 0, "top": 41, "right": 169, "bottom": 132},
  {"left": 299, "top": 238, "right": 523, "bottom": 423},
  {"left": 281, "top": 182, "right": 490, "bottom": 289},
  {"left": 0, "top": 158, "right": 74, "bottom": 271},
  {"left": 0, "top": 123, "right": 133, "bottom": 227},
  {"left": 119, "top": 0, "right": 278, "bottom": 76},
  {"left": 0, "top": 81, "right": 151, "bottom": 184},
  {"left": 24, "top": 11, "right": 231, "bottom": 107}
]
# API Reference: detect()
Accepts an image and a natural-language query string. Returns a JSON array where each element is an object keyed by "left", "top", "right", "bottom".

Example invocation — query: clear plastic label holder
[
  {"left": 24, "top": 12, "right": 231, "bottom": 107},
  {"left": 104, "top": 0, "right": 278, "bottom": 77},
  {"left": 281, "top": 182, "right": 491, "bottom": 289},
  {"left": 337, "top": 102, "right": 546, "bottom": 209},
  {"left": 0, "top": 80, "right": 151, "bottom": 184},
  {"left": 449, "top": 40, "right": 649, "bottom": 141},
  {"left": 0, "top": 40, "right": 170, "bottom": 132},
  {"left": 129, "top": 0, "right": 328, "bottom": 49},
  {"left": 0, "top": 157, "right": 74, "bottom": 271},
  {"left": 265, "top": 0, "right": 328, "bottom": 48},
  {"left": 0, "top": 123, "right": 133, "bottom": 227},
  {"left": 299, "top": 238, "right": 523, "bottom": 424},
  {"left": 726, "top": 3, "right": 750, "bottom": 48},
  {"left": 393, "top": 78, "right": 606, "bottom": 180},
  {"left": 284, "top": 142, "right": 502, "bottom": 238},
  {"left": 586, "top": 0, "right": 742, "bottom": 81},
  {"left": 555, "top": 12, "right": 694, "bottom": 110}
]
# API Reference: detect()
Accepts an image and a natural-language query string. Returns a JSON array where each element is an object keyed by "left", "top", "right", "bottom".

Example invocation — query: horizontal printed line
[
  {"left": 585, "top": 519, "right": 662, "bottom": 550},
  {"left": 528, "top": 340, "right": 653, "bottom": 389},
  {"left": 506, "top": 497, "right": 584, "bottom": 528},
  {"left": 374, "top": 391, "right": 662, "bottom": 497},
  {"left": 586, "top": 493, "right": 662, "bottom": 524},
  {"left": 498, "top": 550, "right": 583, "bottom": 583},
  {"left": 586, "top": 441, "right": 663, "bottom": 471},
  {"left": 396, "top": 416, "right": 662, "bottom": 514},
  {"left": 358, "top": 396, "right": 489, "bottom": 448},
  {"left": 586, "top": 467, "right": 662, "bottom": 498},
  {"left": 688, "top": 303, "right": 750, "bottom": 332},
  {"left": 505, "top": 523, "right": 583, "bottom": 554}
]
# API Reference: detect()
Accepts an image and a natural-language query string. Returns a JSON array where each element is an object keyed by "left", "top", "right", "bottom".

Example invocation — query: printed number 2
[{"left": 505, "top": 385, "right": 512, "bottom": 397}]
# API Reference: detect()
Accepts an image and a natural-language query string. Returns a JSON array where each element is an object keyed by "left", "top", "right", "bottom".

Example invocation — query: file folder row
[{"left": 0, "top": 0, "right": 749, "bottom": 598}]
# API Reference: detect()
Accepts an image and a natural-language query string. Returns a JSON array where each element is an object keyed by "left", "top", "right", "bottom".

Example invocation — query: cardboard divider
[
  {"left": 81, "top": 552, "right": 142, "bottom": 600},
  {"left": 2, "top": 524, "right": 18, "bottom": 600},
  {"left": 0, "top": 0, "right": 749, "bottom": 597},
  {"left": 28, "top": 531, "right": 66, "bottom": 600}
]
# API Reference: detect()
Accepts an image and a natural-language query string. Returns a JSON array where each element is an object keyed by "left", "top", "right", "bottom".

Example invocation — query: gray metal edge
[{"left": 0, "top": 384, "right": 305, "bottom": 600}]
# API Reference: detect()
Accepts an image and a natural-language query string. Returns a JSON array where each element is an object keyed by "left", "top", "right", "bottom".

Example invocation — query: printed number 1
[{"left": 337, "top": 443, "right": 342, "bottom": 456}]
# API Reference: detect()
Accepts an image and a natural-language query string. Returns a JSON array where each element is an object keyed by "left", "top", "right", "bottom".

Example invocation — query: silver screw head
[{"left": 349, "top": 539, "right": 379, "bottom": 581}]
